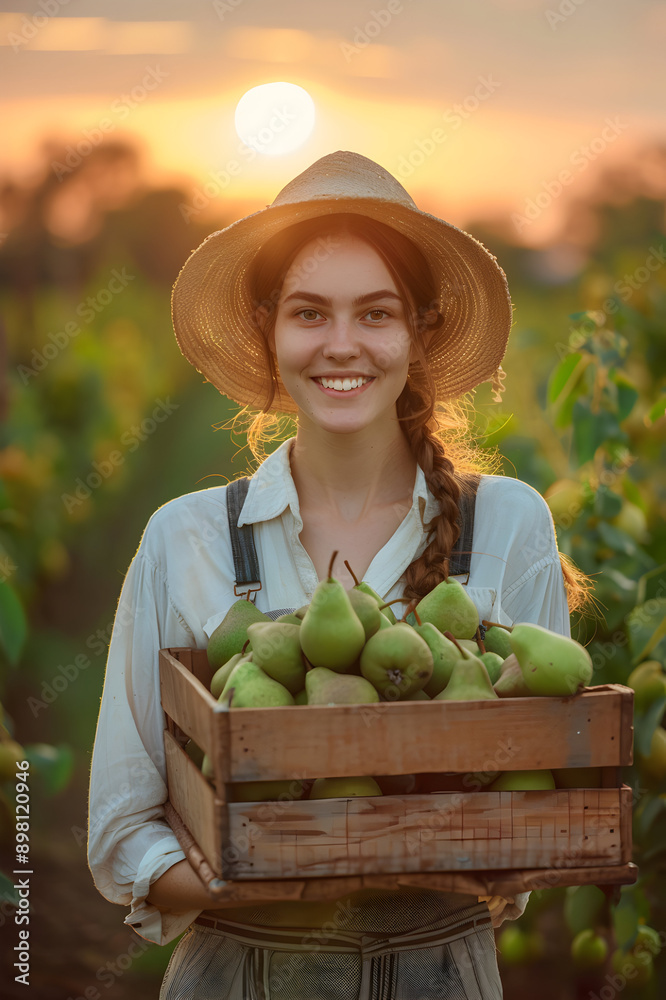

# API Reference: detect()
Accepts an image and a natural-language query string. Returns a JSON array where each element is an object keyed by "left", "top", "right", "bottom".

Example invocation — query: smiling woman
[{"left": 88, "top": 150, "right": 593, "bottom": 1000}]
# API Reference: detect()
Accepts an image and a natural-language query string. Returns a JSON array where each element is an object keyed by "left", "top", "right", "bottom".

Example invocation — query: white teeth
[{"left": 319, "top": 377, "right": 370, "bottom": 391}]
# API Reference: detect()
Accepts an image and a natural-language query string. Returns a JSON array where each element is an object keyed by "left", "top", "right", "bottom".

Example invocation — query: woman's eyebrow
[{"left": 282, "top": 290, "right": 402, "bottom": 306}]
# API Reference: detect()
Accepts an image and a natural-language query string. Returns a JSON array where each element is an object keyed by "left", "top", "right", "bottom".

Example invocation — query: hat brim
[{"left": 171, "top": 197, "right": 513, "bottom": 413}]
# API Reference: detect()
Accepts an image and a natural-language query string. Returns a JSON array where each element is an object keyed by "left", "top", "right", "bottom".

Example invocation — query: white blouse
[{"left": 87, "top": 437, "right": 570, "bottom": 945}]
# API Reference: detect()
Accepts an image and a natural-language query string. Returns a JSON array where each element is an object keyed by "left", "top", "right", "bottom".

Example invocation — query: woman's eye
[
  {"left": 298, "top": 308, "right": 321, "bottom": 321},
  {"left": 365, "top": 309, "right": 388, "bottom": 322}
]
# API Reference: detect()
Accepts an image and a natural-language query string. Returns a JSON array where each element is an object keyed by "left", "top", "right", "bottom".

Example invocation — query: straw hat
[{"left": 171, "top": 150, "right": 512, "bottom": 413}]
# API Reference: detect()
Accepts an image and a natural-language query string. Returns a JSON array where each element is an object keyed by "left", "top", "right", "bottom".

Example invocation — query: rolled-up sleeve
[{"left": 87, "top": 549, "right": 202, "bottom": 945}]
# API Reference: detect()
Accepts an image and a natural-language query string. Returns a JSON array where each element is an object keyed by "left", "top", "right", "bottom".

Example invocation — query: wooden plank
[
  {"left": 223, "top": 789, "right": 624, "bottom": 880},
  {"left": 160, "top": 650, "right": 218, "bottom": 757},
  {"left": 620, "top": 785, "right": 634, "bottom": 864},
  {"left": 616, "top": 685, "right": 635, "bottom": 765},
  {"left": 164, "top": 729, "right": 222, "bottom": 873},
  {"left": 180, "top": 647, "right": 212, "bottom": 688},
  {"left": 222, "top": 686, "right": 632, "bottom": 781},
  {"left": 166, "top": 863, "right": 638, "bottom": 906}
]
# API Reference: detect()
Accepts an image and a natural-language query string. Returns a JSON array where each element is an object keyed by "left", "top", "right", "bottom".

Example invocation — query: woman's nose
[{"left": 322, "top": 318, "right": 361, "bottom": 359}]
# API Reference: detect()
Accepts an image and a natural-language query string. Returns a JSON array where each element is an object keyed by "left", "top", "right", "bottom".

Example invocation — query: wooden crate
[{"left": 159, "top": 646, "right": 638, "bottom": 903}]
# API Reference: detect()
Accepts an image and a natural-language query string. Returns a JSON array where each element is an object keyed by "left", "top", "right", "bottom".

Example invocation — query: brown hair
[{"left": 230, "top": 213, "right": 592, "bottom": 617}]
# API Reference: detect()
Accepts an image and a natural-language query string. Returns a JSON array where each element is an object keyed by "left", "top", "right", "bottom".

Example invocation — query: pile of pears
[{"left": 191, "top": 553, "right": 594, "bottom": 800}]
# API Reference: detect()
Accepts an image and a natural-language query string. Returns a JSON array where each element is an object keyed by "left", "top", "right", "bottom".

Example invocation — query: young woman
[{"left": 88, "top": 151, "right": 590, "bottom": 999}]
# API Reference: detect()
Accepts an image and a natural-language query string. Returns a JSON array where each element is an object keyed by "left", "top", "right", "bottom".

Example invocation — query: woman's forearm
[{"left": 146, "top": 859, "right": 224, "bottom": 912}]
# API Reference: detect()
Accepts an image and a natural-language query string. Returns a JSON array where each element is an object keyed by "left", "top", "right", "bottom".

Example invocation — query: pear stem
[
  {"left": 343, "top": 560, "right": 360, "bottom": 587},
  {"left": 482, "top": 619, "right": 513, "bottom": 632},
  {"left": 474, "top": 626, "right": 487, "bottom": 654},
  {"left": 401, "top": 598, "right": 421, "bottom": 625},
  {"left": 443, "top": 630, "right": 472, "bottom": 659},
  {"left": 379, "top": 598, "right": 412, "bottom": 608},
  {"left": 242, "top": 639, "right": 251, "bottom": 654},
  {"left": 328, "top": 550, "right": 338, "bottom": 580}
]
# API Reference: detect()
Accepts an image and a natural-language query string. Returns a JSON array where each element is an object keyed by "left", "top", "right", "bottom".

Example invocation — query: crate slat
[
  {"left": 223, "top": 687, "right": 633, "bottom": 781},
  {"left": 164, "top": 730, "right": 222, "bottom": 873},
  {"left": 223, "top": 788, "right": 625, "bottom": 880},
  {"left": 159, "top": 650, "right": 218, "bottom": 758}
]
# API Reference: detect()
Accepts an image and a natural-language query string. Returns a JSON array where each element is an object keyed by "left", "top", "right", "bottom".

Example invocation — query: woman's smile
[{"left": 312, "top": 374, "right": 376, "bottom": 395}]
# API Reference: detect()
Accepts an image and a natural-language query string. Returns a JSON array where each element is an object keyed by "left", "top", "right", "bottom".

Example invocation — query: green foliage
[{"left": 500, "top": 273, "right": 666, "bottom": 992}]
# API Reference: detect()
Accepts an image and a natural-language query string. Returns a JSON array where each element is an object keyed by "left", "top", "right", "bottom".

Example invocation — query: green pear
[
  {"left": 222, "top": 660, "right": 295, "bottom": 708},
  {"left": 627, "top": 661, "right": 666, "bottom": 713},
  {"left": 404, "top": 688, "right": 430, "bottom": 701},
  {"left": 229, "top": 779, "right": 308, "bottom": 802},
  {"left": 375, "top": 774, "right": 417, "bottom": 795},
  {"left": 275, "top": 613, "right": 303, "bottom": 625},
  {"left": 356, "top": 584, "right": 397, "bottom": 622},
  {"left": 210, "top": 652, "right": 245, "bottom": 699},
  {"left": 553, "top": 767, "right": 601, "bottom": 789},
  {"left": 360, "top": 623, "right": 433, "bottom": 699},
  {"left": 201, "top": 753, "right": 214, "bottom": 780},
  {"left": 457, "top": 639, "right": 480, "bottom": 656},
  {"left": 413, "top": 623, "right": 461, "bottom": 697},
  {"left": 434, "top": 656, "right": 498, "bottom": 701},
  {"left": 294, "top": 689, "right": 308, "bottom": 705},
  {"left": 246, "top": 622, "right": 306, "bottom": 694},
  {"left": 376, "top": 612, "right": 393, "bottom": 631},
  {"left": 207, "top": 599, "right": 270, "bottom": 669},
  {"left": 346, "top": 588, "right": 382, "bottom": 640},
  {"left": 184, "top": 739, "right": 205, "bottom": 768},
  {"left": 493, "top": 653, "right": 532, "bottom": 697},
  {"left": 299, "top": 553, "right": 366, "bottom": 672},
  {"left": 310, "top": 776, "right": 383, "bottom": 798},
  {"left": 306, "top": 667, "right": 380, "bottom": 705},
  {"left": 510, "top": 623, "right": 593, "bottom": 696},
  {"left": 476, "top": 651, "right": 504, "bottom": 685},
  {"left": 343, "top": 562, "right": 397, "bottom": 623},
  {"left": 490, "top": 769, "right": 556, "bottom": 791},
  {"left": 220, "top": 654, "right": 253, "bottom": 700},
  {"left": 483, "top": 626, "right": 513, "bottom": 659},
  {"left": 415, "top": 578, "right": 479, "bottom": 639},
  {"left": 294, "top": 605, "right": 310, "bottom": 620}
]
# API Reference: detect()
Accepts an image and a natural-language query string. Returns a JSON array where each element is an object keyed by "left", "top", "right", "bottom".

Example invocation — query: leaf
[
  {"left": 564, "top": 884, "right": 606, "bottom": 936},
  {"left": 612, "top": 889, "right": 640, "bottom": 950},
  {"left": 645, "top": 394, "right": 666, "bottom": 426},
  {"left": 633, "top": 794, "right": 666, "bottom": 842},
  {"left": 593, "top": 488, "right": 623, "bottom": 520},
  {"left": 635, "top": 697, "right": 666, "bottom": 758},
  {"left": 0, "top": 870, "right": 19, "bottom": 907},
  {"left": 22, "top": 743, "right": 74, "bottom": 797},
  {"left": 571, "top": 399, "right": 623, "bottom": 467},
  {"left": 637, "top": 564, "right": 666, "bottom": 606},
  {"left": 0, "top": 582, "right": 27, "bottom": 667},
  {"left": 628, "top": 599, "right": 666, "bottom": 664},
  {"left": 597, "top": 520, "right": 638, "bottom": 557},
  {"left": 548, "top": 352, "right": 584, "bottom": 404},
  {"left": 613, "top": 376, "right": 639, "bottom": 423}
]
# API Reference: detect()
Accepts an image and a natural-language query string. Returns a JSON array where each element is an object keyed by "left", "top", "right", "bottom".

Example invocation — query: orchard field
[{"left": 0, "top": 142, "right": 665, "bottom": 998}]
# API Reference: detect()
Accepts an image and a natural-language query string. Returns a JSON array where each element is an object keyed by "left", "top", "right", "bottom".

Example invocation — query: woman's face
[{"left": 271, "top": 233, "right": 417, "bottom": 435}]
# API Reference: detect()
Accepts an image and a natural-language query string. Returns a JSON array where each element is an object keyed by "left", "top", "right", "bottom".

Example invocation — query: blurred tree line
[{"left": 0, "top": 138, "right": 664, "bottom": 997}]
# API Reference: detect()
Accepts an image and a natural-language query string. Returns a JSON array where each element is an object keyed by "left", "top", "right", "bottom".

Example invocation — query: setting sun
[{"left": 234, "top": 82, "right": 316, "bottom": 156}]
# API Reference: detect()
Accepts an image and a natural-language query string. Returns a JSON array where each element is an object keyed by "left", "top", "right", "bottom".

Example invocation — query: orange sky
[{"left": 1, "top": 2, "right": 665, "bottom": 244}]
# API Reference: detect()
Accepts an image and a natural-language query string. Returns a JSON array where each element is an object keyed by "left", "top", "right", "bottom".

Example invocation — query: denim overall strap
[
  {"left": 447, "top": 473, "right": 481, "bottom": 579},
  {"left": 225, "top": 477, "right": 262, "bottom": 599}
]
